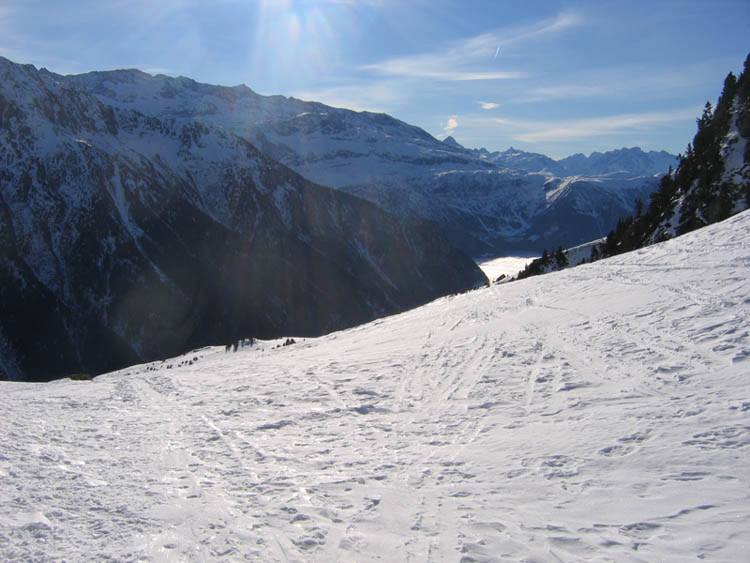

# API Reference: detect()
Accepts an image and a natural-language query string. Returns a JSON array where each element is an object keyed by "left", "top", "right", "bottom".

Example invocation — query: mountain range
[
  {"left": 464, "top": 141, "right": 677, "bottom": 177},
  {"left": 1, "top": 51, "right": 748, "bottom": 562},
  {"left": 42, "top": 63, "right": 676, "bottom": 255}
]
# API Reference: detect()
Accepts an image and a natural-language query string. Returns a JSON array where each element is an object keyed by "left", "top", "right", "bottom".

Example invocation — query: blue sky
[{"left": 1, "top": 0, "right": 748, "bottom": 158}]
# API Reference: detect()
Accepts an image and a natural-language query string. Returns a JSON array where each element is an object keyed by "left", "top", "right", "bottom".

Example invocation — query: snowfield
[
  {"left": 477, "top": 254, "right": 538, "bottom": 282},
  {"left": 2, "top": 211, "right": 750, "bottom": 562}
]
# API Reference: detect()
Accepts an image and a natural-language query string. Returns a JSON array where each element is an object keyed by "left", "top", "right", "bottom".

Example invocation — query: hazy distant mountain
[
  {"left": 558, "top": 147, "right": 678, "bottom": 177},
  {"left": 467, "top": 144, "right": 563, "bottom": 174},
  {"left": 0, "top": 57, "right": 486, "bottom": 381},
  {"left": 460, "top": 141, "right": 677, "bottom": 178},
  {"left": 52, "top": 65, "right": 674, "bottom": 255}
]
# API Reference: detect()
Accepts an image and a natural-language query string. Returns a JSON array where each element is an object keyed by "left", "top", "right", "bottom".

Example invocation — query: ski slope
[{"left": 2, "top": 211, "right": 750, "bottom": 562}]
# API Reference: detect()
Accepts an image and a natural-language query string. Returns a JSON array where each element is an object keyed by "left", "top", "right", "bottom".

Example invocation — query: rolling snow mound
[{"left": 2, "top": 210, "right": 749, "bottom": 561}]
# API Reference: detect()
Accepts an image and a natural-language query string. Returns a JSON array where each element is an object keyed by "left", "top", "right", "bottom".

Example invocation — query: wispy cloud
[
  {"left": 362, "top": 11, "right": 581, "bottom": 81},
  {"left": 511, "top": 59, "right": 734, "bottom": 105},
  {"left": 363, "top": 64, "right": 523, "bottom": 82},
  {"left": 493, "top": 108, "right": 699, "bottom": 142},
  {"left": 478, "top": 101, "right": 500, "bottom": 110},
  {"left": 292, "top": 80, "right": 407, "bottom": 113},
  {"left": 515, "top": 85, "right": 606, "bottom": 103}
]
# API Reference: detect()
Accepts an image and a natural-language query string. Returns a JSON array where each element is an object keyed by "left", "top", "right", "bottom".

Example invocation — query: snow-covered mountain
[
  {"left": 2, "top": 205, "right": 749, "bottom": 561},
  {"left": 0, "top": 57, "right": 486, "bottom": 382},
  {"left": 467, "top": 143, "right": 562, "bottom": 174},
  {"left": 467, "top": 143, "right": 677, "bottom": 178},
  {"left": 559, "top": 147, "right": 678, "bottom": 176},
  {"left": 42, "top": 62, "right": 672, "bottom": 254}
]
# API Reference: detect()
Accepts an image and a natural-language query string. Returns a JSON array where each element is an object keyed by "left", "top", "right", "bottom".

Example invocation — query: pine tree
[
  {"left": 555, "top": 246, "right": 568, "bottom": 268},
  {"left": 590, "top": 245, "right": 600, "bottom": 262},
  {"left": 540, "top": 248, "right": 550, "bottom": 266}
]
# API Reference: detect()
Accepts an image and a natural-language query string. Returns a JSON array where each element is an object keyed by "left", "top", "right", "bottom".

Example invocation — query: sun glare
[{"left": 250, "top": 0, "right": 359, "bottom": 90}]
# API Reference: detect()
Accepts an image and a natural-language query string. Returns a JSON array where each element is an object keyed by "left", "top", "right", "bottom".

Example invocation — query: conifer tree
[{"left": 555, "top": 246, "right": 568, "bottom": 268}]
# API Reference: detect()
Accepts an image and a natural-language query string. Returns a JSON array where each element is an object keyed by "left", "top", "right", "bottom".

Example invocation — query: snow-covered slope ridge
[
  {"left": 41, "top": 59, "right": 674, "bottom": 254},
  {"left": 2, "top": 209, "right": 749, "bottom": 562}
]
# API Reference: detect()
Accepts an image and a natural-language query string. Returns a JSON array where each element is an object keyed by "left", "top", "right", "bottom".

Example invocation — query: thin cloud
[
  {"left": 513, "top": 59, "right": 734, "bottom": 104},
  {"left": 318, "top": 0, "right": 387, "bottom": 4},
  {"left": 494, "top": 108, "right": 699, "bottom": 143},
  {"left": 478, "top": 101, "right": 500, "bottom": 110},
  {"left": 364, "top": 63, "right": 524, "bottom": 81},
  {"left": 516, "top": 85, "right": 606, "bottom": 103},
  {"left": 293, "top": 81, "right": 406, "bottom": 113},
  {"left": 362, "top": 11, "right": 581, "bottom": 81}
]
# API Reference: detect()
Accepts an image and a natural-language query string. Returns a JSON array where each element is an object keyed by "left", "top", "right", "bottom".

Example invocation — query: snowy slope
[{"left": 2, "top": 209, "right": 749, "bottom": 562}]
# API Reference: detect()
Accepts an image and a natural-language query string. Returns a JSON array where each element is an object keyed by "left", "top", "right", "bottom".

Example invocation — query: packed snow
[{"left": 2, "top": 211, "right": 750, "bottom": 561}]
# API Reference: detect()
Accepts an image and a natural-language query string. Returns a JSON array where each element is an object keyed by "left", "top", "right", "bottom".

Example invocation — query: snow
[
  {"left": 2, "top": 217, "right": 750, "bottom": 561},
  {"left": 272, "top": 183, "right": 294, "bottom": 230},
  {"left": 564, "top": 238, "right": 606, "bottom": 267},
  {"left": 477, "top": 253, "right": 537, "bottom": 281}
]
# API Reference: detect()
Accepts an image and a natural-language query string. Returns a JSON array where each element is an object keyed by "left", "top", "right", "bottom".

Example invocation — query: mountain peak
[{"left": 442, "top": 135, "right": 463, "bottom": 149}]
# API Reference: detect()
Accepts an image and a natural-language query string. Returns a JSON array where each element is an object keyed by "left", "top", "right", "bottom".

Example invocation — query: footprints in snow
[{"left": 599, "top": 429, "right": 652, "bottom": 458}]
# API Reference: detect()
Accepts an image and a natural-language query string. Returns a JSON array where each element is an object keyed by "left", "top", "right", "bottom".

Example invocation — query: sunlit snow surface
[
  {"left": 2, "top": 211, "right": 750, "bottom": 562},
  {"left": 477, "top": 254, "right": 538, "bottom": 281}
]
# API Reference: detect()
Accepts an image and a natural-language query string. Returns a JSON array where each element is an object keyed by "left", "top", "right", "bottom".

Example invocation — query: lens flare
[{"left": 248, "top": 0, "right": 363, "bottom": 93}]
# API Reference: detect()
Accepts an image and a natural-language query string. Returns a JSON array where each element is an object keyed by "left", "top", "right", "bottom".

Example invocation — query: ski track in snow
[{"left": 2, "top": 211, "right": 750, "bottom": 561}]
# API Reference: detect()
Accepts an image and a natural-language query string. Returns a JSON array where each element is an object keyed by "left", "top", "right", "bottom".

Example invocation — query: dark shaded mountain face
[
  {"left": 45, "top": 64, "right": 674, "bottom": 256},
  {"left": 0, "top": 57, "right": 486, "bottom": 382}
]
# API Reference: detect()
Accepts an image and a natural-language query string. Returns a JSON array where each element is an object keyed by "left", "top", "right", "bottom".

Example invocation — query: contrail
[{"left": 494, "top": 46, "right": 500, "bottom": 59}]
